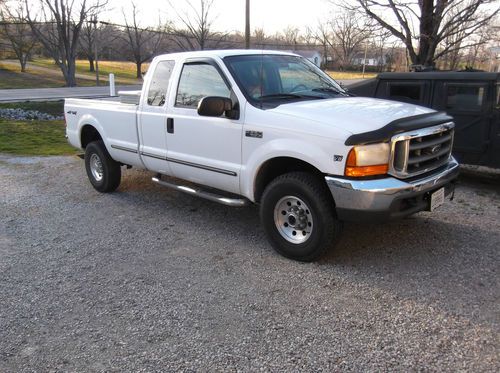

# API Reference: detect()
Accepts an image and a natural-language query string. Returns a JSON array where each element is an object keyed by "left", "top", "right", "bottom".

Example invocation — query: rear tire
[
  {"left": 260, "top": 172, "right": 342, "bottom": 261},
  {"left": 84, "top": 140, "right": 121, "bottom": 193}
]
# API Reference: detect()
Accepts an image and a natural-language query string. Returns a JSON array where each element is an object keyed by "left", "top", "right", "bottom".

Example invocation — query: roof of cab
[{"left": 154, "top": 49, "right": 298, "bottom": 60}]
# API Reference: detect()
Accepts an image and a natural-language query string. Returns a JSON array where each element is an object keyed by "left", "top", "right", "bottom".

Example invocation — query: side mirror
[{"left": 197, "top": 96, "right": 233, "bottom": 117}]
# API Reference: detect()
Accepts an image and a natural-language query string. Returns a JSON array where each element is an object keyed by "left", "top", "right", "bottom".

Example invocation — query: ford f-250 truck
[{"left": 65, "top": 50, "right": 459, "bottom": 261}]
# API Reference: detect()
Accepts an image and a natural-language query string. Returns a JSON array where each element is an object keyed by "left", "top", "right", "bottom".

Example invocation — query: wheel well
[
  {"left": 254, "top": 157, "right": 325, "bottom": 203},
  {"left": 80, "top": 125, "right": 102, "bottom": 149}
]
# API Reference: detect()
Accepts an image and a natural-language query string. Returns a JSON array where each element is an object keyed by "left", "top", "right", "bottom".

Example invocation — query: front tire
[
  {"left": 260, "top": 172, "right": 342, "bottom": 261},
  {"left": 84, "top": 140, "right": 121, "bottom": 193}
]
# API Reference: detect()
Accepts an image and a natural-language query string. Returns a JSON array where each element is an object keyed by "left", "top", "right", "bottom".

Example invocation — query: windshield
[{"left": 224, "top": 54, "right": 347, "bottom": 106}]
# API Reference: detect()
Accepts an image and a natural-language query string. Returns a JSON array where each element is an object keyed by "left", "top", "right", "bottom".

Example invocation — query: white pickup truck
[{"left": 65, "top": 50, "right": 459, "bottom": 261}]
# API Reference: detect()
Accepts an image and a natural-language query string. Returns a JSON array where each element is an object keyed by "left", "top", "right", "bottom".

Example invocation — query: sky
[{"left": 106, "top": 0, "right": 335, "bottom": 35}]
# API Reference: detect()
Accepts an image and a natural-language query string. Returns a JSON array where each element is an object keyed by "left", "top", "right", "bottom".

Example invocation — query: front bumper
[{"left": 325, "top": 157, "right": 460, "bottom": 222}]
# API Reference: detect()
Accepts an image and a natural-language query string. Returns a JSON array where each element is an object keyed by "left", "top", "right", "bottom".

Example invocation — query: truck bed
[{"left": 65, "top": 97, "right": 143, "bottom": 167}]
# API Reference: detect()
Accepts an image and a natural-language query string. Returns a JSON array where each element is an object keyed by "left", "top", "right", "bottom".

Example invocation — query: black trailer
[{"left": 348, "top": 72, "right": 500, "bottom": 168}]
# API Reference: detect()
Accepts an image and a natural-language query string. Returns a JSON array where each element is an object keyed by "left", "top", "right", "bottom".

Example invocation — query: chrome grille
[{"left": 389, "top": 122, "right": 454, "bottom": 178}]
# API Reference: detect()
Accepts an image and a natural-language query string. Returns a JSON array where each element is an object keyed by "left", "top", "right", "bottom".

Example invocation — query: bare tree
[
  {"left": 122, "top": 3, "right": 164, "bottom": 79},
  {"left": 79, "top": 19, "right": 97, "bottom": 72},
  {"left": 79, "top": 20, "right": 121, "bottom": 72},
  {"left": 442, "top": 31, "right": 467, "bottom": 69},
  {"left": 383, "top": 42, "right": 399, "bottom": 71},
  {"left": 372, "top": 28, "right": 392, "bottom": 71},
  {"left": 24, "top": 0, "right": 107, "bottom": 86},
  {"left": 0, "top": 1, "right": 36, "bottom": 72},
  {"left": 343, "top": 0, "right": 500, "bottom": 67},
  {"left": 169, "top": 0, "right": 226, "bottom": 50},
  {"left": 330, "top": 11, "right": 372, "bottom": 69},
  {"left": 281, "top": 25, "right": 300, "bottom": 47},
  {"left": 302, "top": 27, "right": 317, "bottom": 46},
  {"left": 253, "top": 27, "right": 266, "bottom": 46},
  {"left": 312, "top": 22, "right": 333, "bottom": 67},
  {"left": 91, "top": 23, "right": 123, "bottom": 60},
  {"left": 464, "top": 24, "right": 499, "bottom": 69},
  {"left": 311, "top": 12, "right": 372, "bottom": 70}
]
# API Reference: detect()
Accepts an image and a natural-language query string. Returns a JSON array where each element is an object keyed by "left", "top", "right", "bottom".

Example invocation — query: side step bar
[{"left": 152, "top": 176, "right": 250, "bottom": 207}]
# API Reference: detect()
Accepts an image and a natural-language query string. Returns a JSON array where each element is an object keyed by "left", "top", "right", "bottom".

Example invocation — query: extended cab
[{"left": 65, "top": 50, "right": 459, "bottom": 261}]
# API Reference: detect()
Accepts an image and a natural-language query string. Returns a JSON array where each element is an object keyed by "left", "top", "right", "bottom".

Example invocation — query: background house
[
  {"left": 353, "top": 54, "right": 387, "bottom": 67},
  {"left": 288, "top": 50, "right": 322, "bottom": 67}
]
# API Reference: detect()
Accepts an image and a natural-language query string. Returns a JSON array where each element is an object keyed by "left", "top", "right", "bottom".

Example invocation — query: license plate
[{"left": 430, "top": 187, "right": 445, "bottom": 211}]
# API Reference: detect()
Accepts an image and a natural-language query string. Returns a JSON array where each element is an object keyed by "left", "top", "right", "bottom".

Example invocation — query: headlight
[{"left": 345, "top": 143, "right": 390, "bottom": 177}]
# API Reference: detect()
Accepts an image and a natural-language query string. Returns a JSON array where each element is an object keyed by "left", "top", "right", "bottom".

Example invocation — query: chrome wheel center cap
[
  {"left": 89, "top": 153, "right": 104, "bottom": 182},
  {"left": 274, "top": 196, "right": 314, "bottom": 244}
]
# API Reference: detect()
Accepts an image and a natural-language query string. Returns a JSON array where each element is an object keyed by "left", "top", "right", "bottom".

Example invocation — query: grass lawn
[
  {"left": 327, "top": 71, "right": 377, "bottom": 80},
  {"left": 75, "top": 60, "right": 149, "bottom": 81},
  {"left": 0, "top": 101, "right": 64, "bottom": 117},
  {"left": 1, "top": 59, "right": 142, "bottom": 89},
  {"left": 0, "top": 101, "right": 73, "bottom": 156},
  {"left": 0, "top": 61, "right": 97, "bottom": 89},
  {"left": 0, "top": 119, "right": 75, "bottom": 156},
  {"left": 32, "top": 59, "right": 145, "bottom": 84}
]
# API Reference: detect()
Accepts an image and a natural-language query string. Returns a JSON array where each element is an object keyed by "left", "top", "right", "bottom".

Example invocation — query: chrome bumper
[{"left": 325, "top": 157, "right": 460, "bottom": 222}]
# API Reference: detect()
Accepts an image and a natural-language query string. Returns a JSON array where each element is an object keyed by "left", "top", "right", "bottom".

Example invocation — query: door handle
[{"left": 167, "top": 118, "right": 174, "bottom": 134}]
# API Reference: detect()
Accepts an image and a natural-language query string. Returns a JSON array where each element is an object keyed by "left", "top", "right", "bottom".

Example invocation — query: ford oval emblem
[{"left": 431, "top": 144, "right": 441, "bottom": 154}]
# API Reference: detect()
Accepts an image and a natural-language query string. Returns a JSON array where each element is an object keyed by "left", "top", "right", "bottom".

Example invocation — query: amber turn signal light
[{"left": 345, "top": 148, "right": 389, "bottom": 177}]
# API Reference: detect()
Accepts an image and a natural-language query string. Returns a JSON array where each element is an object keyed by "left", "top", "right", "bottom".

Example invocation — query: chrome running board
[{"left": 152, "top": 176, "right": 250, "bottom": 207}]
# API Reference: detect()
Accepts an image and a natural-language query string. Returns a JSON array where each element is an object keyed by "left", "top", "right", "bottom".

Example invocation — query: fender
[
  {"left": 77, "top": 114, "right": 109, "bottom": 150},
  {"left": 240, "top": 137, "right": 348, "bottom": 201}
]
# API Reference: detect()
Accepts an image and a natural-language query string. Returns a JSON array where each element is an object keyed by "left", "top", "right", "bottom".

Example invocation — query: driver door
[{"left": 166, "top": 59, "right": 243, "bottom": 194}]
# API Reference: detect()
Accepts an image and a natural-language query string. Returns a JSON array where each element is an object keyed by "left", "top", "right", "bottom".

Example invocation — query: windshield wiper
[
  {"left": 258, "top": 93, "right": 322, "bottom": 100},
  {"left": 312, "top": 87, "right": 343, "bottom": 94}
]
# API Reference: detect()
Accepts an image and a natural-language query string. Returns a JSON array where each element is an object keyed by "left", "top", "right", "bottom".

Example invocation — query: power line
[
  {"left": 0, "top": 19, "right": 327, "bottom": 49},
  {"left": 0, "top": 21, "right": 57, "bottom": 25}
]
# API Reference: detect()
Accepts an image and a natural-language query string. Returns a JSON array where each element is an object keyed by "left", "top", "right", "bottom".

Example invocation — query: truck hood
[{"left": 268, "top": 97, "right": 434, "bottom": 135}]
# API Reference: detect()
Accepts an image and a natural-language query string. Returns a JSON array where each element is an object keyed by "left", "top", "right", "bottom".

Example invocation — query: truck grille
[{"left": 389, "top": 122, "right": 454, "bottom": 178}]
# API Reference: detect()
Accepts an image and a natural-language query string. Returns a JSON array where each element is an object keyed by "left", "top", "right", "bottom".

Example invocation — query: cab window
[
  {"left": 147, "top": 60, "right": 175, "bottom": 106},
  {"left": 387, "top": 82, "right": 424, "bottom": 104},
  {"left": 175, "top": 63, "right": 230, "bottom": 108},
  {"left": 446, "top": 84, "right": 485, "bottom": 112}
]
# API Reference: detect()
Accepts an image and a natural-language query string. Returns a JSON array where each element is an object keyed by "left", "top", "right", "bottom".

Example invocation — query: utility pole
[
  {"left": 93, "top": 16, "right": 100, "bottom": 86},
  {"left": 245, "top": 0, "right": 250, "bottom": 49}
]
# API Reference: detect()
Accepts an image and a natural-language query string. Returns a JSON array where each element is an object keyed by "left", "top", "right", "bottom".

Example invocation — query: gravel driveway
[{"left": 0, "top": 155, "right": 498, "bottom": 372}]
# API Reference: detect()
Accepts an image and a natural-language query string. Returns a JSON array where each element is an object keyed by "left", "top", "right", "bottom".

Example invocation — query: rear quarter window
[{"left": 147, "top": 60, "right": 175, "bottom": 106}]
